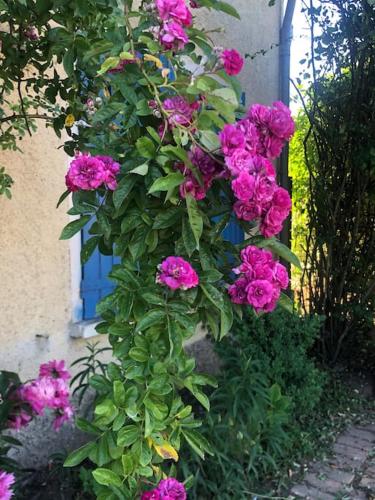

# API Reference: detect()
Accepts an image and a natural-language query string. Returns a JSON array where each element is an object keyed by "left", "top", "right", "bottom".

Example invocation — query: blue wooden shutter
[{"left": 80, "top": 223, "right": 120, "bottom": 320}]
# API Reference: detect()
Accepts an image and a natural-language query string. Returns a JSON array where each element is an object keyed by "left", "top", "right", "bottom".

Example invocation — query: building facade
[{"left": 0, "top": 0, "right": 283, "bottom": 380}]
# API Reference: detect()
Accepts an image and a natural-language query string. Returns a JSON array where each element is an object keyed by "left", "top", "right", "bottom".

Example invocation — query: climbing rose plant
[{"left": 50, "top": 0, "right": 298, "bottom": 497}]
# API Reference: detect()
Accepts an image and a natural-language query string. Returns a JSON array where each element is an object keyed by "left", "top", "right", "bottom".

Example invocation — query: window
[{"left": 80, "top": 221, "right": 243, "bottom": 321}]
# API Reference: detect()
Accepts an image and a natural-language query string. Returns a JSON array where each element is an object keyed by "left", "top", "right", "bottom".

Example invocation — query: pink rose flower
[
  {"left": 39, "top": 360, "right": 70, "bottom": 381},
  {"left": 141, "top": 490, "right": 161, "bottom": 500},
  {"left": 268, "top": 101, "right": 295, "bottom": 141},
  {"left": 228, "top": 277, "right": 249, "bottom": 304},
  {"left": 233, "top": 200, "right": 261, "bottom": 222},
  {"left": 8, "top": 410, "right": 32, "bottom": 431},
  {"left": 219, "top": 124, "right": 246, "bottom": 156},
  {"left": 158, "top": 478, "right": 187, "bottom": 500},
  {"left": 246, "top": 279, "right": 275, "bottom": 312},
  {"left": 221, "top": 49, "right": 244, "bottom": 76},
  {"left": 25, "top": 25, "right": 39, "bottom": 40},
  {"left": 237, "top": 119, "right": 261, "bottom": 154},
  {"left": 272, "top": 186, "right": 292, "bottom": 213},
  {"left": 163, "top": 96, "right": 194, "bottom": 127},
  {"left": 157, "top": 257, "right": 199, "bottom": 290},
  {"left": 0, "top": 471, "right": 15, "bottom": 500},
  {"left": 53, "top": 404, "right": 74, "bottom": 431},
  {"left": 225, "top": 149, "right": 254, "bottom": 176},
  {"left": 159, "top": 21, "right": 189, "bottom": 50},
  {"left": 254, "top": 174, "right": 276, "bottom": 204},
  {"left": 95, "top": 155, "right": 120, "bottom": 190},
  {"left": 231, "top": 171, "right": 256, "bottom": 201},
  {"left": 156, "top": 0, "right": 192, "bottom": 26},
  {"left": 179, "top": 176, "right": 209, "bottom": 200},
  {"left": 273, "top": 262, "right": 289, "bottom": 289},
  {"left": 66, "top": 153, "right": 106, "bottom": 191}
]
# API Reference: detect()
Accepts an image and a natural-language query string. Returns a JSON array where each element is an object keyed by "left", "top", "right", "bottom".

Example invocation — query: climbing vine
[{"left": 1, "top": 0, "right": 298, "bottom": 497}]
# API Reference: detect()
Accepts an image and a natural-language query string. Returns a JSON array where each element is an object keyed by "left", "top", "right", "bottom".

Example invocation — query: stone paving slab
[{"left": 289, "top": 422, "right": 375, "bottom": 499}]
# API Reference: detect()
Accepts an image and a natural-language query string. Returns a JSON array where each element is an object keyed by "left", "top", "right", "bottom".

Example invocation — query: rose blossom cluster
[
  {"left": 176, "top": 146, "right": 225, "bottom": 200},
  {"left": 65, "top": 152, "right": 120, "bottom": 192},
  {"left": 155, "top": 0, "right": 192, "bottom": 51},
  {"left": 0, "top": 471, "right": 15, "bottom": 500},
  {"left": 141, "top": 478, "right": 187, "bottom": 500},
  {"left": 219, "top": 101, "right": 294, "bottom": 237},
  {"left": 228, "top": 246, "right": 289, "bottom": 313},
  {"left": 156, "top": 256, "right": 199, "bottom": 290},
  {"left": 8, "top": 360, "right": 73, "bottom": 432}
]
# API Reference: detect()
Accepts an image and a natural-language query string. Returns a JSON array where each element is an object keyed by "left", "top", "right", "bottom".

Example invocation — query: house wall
[{"left": 0, "top": 0, "right": 282, "bottom": 464}]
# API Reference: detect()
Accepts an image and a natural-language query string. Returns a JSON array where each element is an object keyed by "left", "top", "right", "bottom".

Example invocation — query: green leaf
[
  {"left": 130, "top": 163, "right": 149, "bottom": 176},
  {"left": 75, "top": 417, "right": 101, "bottom": 435},
  {"left": 278, "top": 292, "right": 294, "bottom": 313},
  {"left": 117, "top": 425, "right": 139, "bottom": 447},
  {"left": 59, "top": 215, "right": 91, "bottom": 240},
  {"left": 56, "top": 189, "right": 70, "bottom": 208},
  {"left": 182, "top": 217, "right": 197, "bottom": 257},
  {"left": 136, "top": 309, "right": 165, "bottom": 331},
  {"left": 63, "top": 48, "right": 75, "bottom": 76},
  {"left": 92, "top": 468, "right": 123, "bottom": 488},
  {"left": 186, "top": 195, "right": 203, "bottom": 249},
  {"left": 113, "top": 381, "right": 126, "bottom": 407},
  {"left": 213, "top": 1, "right": 240, "bottom": 19},
  {"left": 182, "top": 429, "right": 213, "bottom": 460},
  {"left": 250, "top": 236, "right": 302, "bottom": 269},
  {"left": 148, "top": 172, "right": 184, "bottom": 194},
  {"left": 136, "top": 137, "right": 156, "bottom": 159},
  {"left": 122, "top": 453, "right": 134, "bottom": 476},
  {"left": 200, "top": 283, "right": 225, "bottom": 310},
  {"left": 210, "top": 87, "right": 239, "bottom": 107},
  {"left": 128, "top": 347, "right": 149, "bottom": 363},
  {"left": 199, "top": 130, "right": 221, "bottom": 151},
  {"left": 81, "top": 236, "right": 100, "bottom": 264},
  {"left": 113, "top": 176, "right": 137, "bottom": 209},
  {"left": 64, "top": 442, "right": 96, "bottom": 467},
  {"left": 153, "top": 208, "right": 182, "bottom": 229},
  {"left": 220, "top": 295, "right": 233, "bottom": 339},
  {"left": 97, "top": 56, "right": 120, "bottom": 75}
]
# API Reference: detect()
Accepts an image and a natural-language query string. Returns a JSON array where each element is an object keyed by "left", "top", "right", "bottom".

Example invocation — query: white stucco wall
[{"left": 0, "top": 0, "right": 282, "bottom": 381}]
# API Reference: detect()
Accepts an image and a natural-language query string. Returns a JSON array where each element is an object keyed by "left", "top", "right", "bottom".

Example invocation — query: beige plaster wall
[
  {"left": 197, "top": 0, "right": 282, "bottom": 104},
  {"left": 0, "top": 0, "right": 282, "bottom": 381},
  {"left": 0, "top": 126, "right": 108, "bottom": 380}
]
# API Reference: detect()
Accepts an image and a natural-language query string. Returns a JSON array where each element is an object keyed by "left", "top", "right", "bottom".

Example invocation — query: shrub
[
  {"left": 180, "top": 359, "right": 291, "bottom": 500},
  {"left": 231, "top": 307, "right": 326, "bottom": 420},
  {"left": 179, "top": 308, "right": 327, "bottom": 499}
]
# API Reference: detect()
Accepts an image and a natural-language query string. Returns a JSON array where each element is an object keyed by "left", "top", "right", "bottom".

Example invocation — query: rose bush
[
  {"left": 58, "top": 0, "right": 298, "bottom": 497},
  {"left": 1, "top": 0, "right": 298, "bottom": 497}
]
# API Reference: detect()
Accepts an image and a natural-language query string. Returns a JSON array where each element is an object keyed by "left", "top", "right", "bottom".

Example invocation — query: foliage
[
  {"left": 292, "top": 0, "right": 375, "bottom": 362},
  {"left": 231, "top": 307, "right": 326, "bottom": 420},
  {"left": 1, "top": 0, "right": 298, "bottom": 497},
  {"left": 179, "top": 355, "right": 291, "bottom": 500},
  {"left": 71, "top": 342, "right": 111, "bottom": 406}
]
